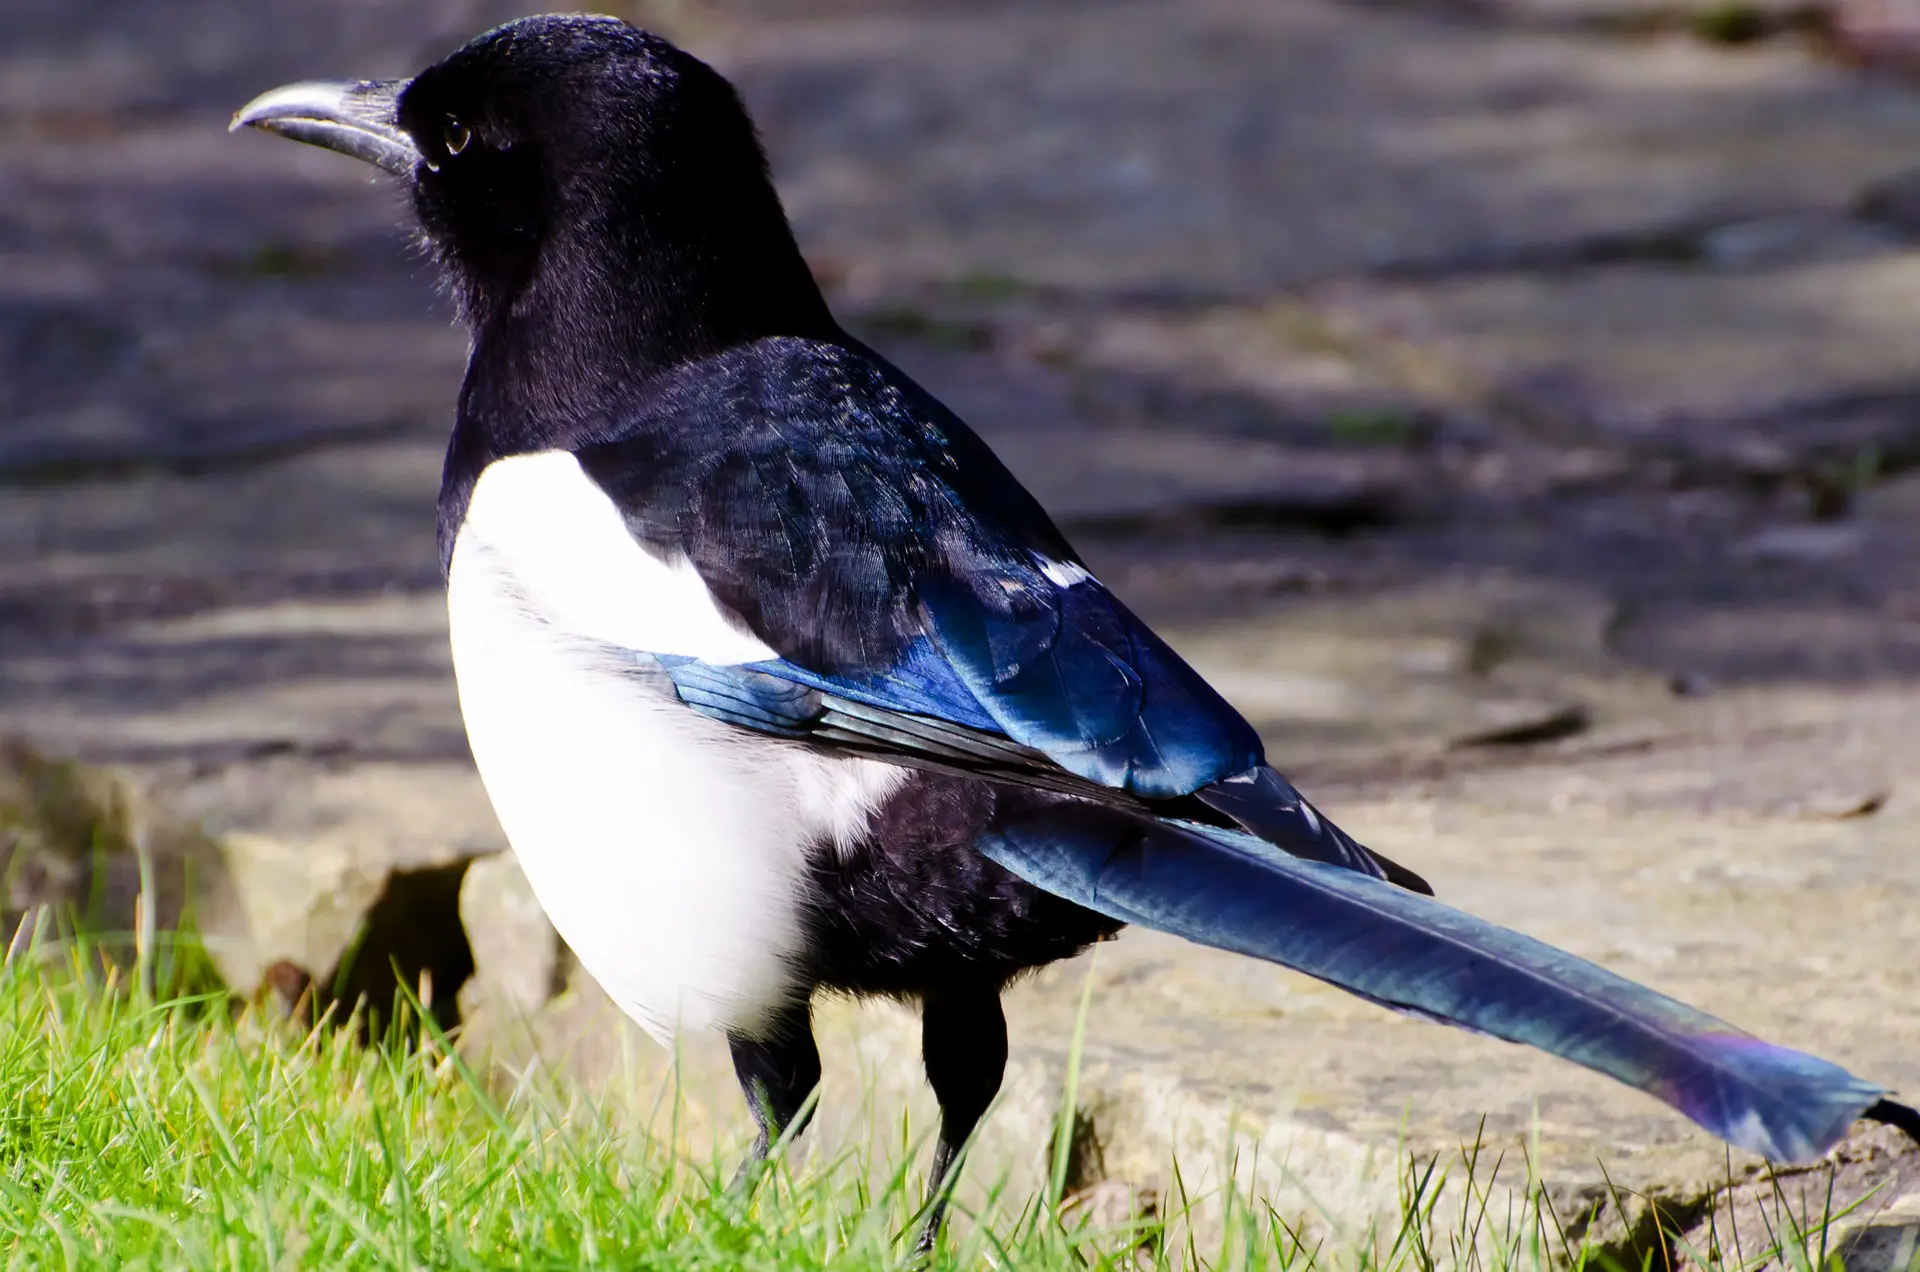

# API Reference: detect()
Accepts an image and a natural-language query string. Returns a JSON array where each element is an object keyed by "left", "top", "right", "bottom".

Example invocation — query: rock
[
  {"left": 1007, "top": 430, "right": 1417, "bottom": 535},
  {"left": 457, "top": 851, "right": 567, "bottom": 1027},
  {"left": 0, "top": 737, "right": 489, "bottom": 1024},
  {"left": 216, "top": 830, "right": 377, "bottom": 994},
  {"left": 1675, "top": 1123, "right": 1920, "bottom": 1269},
  {"left": 0, "top": 736, "right": 240, "bottom": 984},
  {"left": 1146, "top": 577, "right": 1628, "bottom": 771},
  {"left": 215, "top": 825, "right": 482, "bottom": 1029},
  {"left": 324, "top": 858, "right": 475, "bottom": 1036},
  {"left": 1481, "top": 0, "right": 1818, "bottom": 33},
  {"left": 1612, "top": 596, "right": 1920, "bottom": 686},
  {"left": 1835, "top": 1220, "right": 1920, "bottom": 1272}
]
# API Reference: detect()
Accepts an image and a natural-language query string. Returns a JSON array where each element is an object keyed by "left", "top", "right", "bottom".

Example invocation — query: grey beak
[{"left": 231, "top": 79, "right": 419, "bottom": 177}]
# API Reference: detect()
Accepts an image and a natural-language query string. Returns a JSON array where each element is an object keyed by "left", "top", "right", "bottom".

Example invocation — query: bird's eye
[{"left": 444, "top": 119, "right": 471, "bottom": 156}]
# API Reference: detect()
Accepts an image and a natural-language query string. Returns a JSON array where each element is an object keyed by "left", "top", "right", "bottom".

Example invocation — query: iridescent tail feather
[{"left": 980, "top": 802, "right": 1915, "bottom": 1163}]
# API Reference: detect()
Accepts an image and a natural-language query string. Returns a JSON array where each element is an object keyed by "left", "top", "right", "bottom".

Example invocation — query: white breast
[{"left": 447, "top": 451, "right": 906, "bottom": 1042}]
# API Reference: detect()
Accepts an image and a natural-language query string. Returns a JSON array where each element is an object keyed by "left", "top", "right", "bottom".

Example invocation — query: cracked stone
[
  {"left": 457, "top": 851, "right": 568, "bottom": 1029},
  {"left": 1448, "top": 699, "right": 1592, "bottom": 748}
]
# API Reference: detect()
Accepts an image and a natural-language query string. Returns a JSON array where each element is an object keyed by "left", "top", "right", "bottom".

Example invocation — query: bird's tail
[{"left": 979, "top": 802, "right": 1914, "bottom": 1163}]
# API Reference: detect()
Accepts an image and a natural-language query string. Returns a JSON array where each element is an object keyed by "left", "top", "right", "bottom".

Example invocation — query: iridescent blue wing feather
[
  {"left": 617, "top": 650, "right": 1149, "bottom": 800},
  {"left": 915, "top": 568, "right": 1261, "bottom": 799}
]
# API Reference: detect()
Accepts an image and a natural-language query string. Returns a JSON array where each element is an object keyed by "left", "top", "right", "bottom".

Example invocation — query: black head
[{"left": 234, "top": 15, "right": 836, "bottom": 416}]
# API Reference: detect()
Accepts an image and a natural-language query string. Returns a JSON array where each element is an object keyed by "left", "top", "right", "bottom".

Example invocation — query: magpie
[{"left": 234, "top": 14, "right": 1919, "bottom": 1246}]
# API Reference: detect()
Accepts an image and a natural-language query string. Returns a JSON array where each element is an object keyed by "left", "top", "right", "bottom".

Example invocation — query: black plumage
[{"left": 804, "top": 775, "right": 1122, "bottom": 996}]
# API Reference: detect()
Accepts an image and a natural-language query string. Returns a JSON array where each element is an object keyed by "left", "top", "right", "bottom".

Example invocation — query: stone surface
[
  {"left": 1678, "top": 1124, "right": 1920, "bottom": 1267},
  {"left": 0, "top": 734, "right": 488, "bottom": 1016},
  {"left": 3, "top": 0, "right": 1920, "bottom": 1259},
  {"left": 457, "top": 851, "right": 567, "bottom": 1028},
  {"left": 0, "top": 736, "right": 239, "bottom": 977},
  {"left": 1322, "top": 254, "right": 1920, "bottom": 470},
  {"left": 718, "top": 1, "right": 1920, "bottom": 296}
]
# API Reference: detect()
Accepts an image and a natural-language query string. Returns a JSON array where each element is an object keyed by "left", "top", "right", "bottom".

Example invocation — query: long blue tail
[{"left": 979, "top": 802, "right": 1906, "bottom": 1163}]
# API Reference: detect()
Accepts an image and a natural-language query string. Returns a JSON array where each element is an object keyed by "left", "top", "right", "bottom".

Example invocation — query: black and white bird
[{"left": 234, "top": 14, "right": 1917, "bottom": 1246}]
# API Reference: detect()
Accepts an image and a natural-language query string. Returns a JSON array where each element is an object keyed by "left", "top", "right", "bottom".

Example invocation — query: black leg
[
  {"left": 727, "top": 995, "right": 822, "bottom": 1191},
  {"left": 917, "top": 983, "right": 1008, "bottom": 1250}
]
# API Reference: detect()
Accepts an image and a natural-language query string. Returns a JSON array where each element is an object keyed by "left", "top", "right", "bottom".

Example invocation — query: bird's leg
[
  {"left": 726, "top": 996, "right": 821, "bottom": 1194},
  {"left": 916, "top": 983, "right": 1008, "bottom": 1251}
]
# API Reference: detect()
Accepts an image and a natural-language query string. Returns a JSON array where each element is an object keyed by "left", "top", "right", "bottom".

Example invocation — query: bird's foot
[
  {"left": 911, "top": 1192, "right": 951, "bottom": 1257},
  {"left": 726, "top": 1135, "right": 770, "bottom": 1198}
]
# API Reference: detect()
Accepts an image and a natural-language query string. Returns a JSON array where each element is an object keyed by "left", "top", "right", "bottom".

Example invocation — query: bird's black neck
[
  {"left": 460, "top": 206, "right": 835, "bottom": 437},
  {"left": 435, "top": 195, "right": 839, "bottom": 574}
]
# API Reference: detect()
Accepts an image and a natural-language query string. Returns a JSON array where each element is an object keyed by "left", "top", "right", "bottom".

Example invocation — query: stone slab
[
  {"left": 714, "top": 0, "right": 1920, "bottom": 296},
  {"left": 1323, "top": 253, "right": 1920, "bottom": 465}
]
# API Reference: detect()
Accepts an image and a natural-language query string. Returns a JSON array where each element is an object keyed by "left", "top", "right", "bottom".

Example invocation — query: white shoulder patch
[
  {"left": 1036, "top": 555, "right": 1094, "bottom": 588},
  {"left": 460, "top": 450, "right": 776, "bottom": 664}
]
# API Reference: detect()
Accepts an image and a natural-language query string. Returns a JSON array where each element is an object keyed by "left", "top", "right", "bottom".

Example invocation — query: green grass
[{"left": 0, "top": 928, "right": 1872, "bottom": 1270}]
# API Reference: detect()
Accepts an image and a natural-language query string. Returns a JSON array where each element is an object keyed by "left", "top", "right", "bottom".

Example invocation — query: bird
[{"left": 233, "top": 13, "right": 1918, "bottom": 1248}]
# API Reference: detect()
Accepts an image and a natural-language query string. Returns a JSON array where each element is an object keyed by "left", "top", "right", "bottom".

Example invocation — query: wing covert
[{"left": 917, "top": 563, "right": 1261, "bottom": 800}]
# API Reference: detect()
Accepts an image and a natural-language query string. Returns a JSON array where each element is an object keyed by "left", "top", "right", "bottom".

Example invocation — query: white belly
[{"left": 446, "top": 451, "right": 905, "bottom": 1041}]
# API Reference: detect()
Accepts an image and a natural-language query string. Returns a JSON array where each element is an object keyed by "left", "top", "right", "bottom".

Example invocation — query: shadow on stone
[
  {"left": 1836, "top": 1221, "right": 1920, "bottom": 1272},
  {"left": 318, "top": 858, "right": 476, "bottom": 1042},
  {"left": 1589, "top": 1187, "right": 1716, "bottom": 1272}
]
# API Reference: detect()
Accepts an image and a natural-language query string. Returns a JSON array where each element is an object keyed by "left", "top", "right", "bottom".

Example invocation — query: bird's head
[{"left": 234, "top": 14, "right": 833, "bottom": 381}]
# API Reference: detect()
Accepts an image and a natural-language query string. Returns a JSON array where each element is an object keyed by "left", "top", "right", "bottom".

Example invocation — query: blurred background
[{"left": 3, "top": 0, "right": 1919, "bottom": 1252}]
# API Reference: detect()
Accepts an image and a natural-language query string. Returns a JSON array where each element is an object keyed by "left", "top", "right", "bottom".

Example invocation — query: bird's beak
[{"left": 230, "top": 79, "right": 419, "bottom": 177}]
